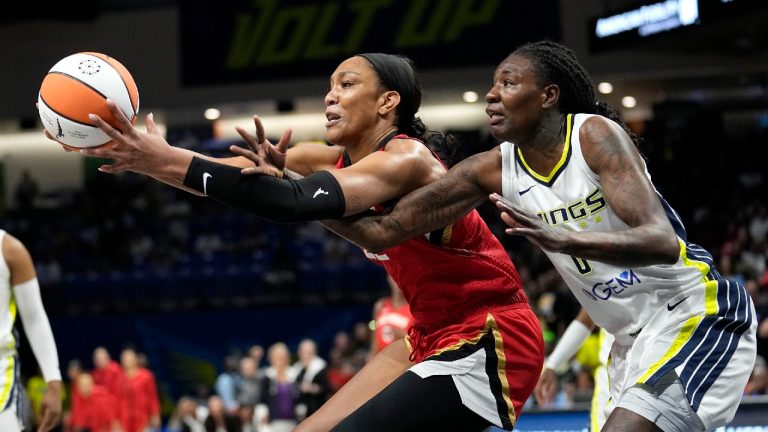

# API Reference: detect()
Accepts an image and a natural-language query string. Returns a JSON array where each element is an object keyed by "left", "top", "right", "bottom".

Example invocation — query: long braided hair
[{"left": 513, "top": 40, "right": 641, "bottom": 149}]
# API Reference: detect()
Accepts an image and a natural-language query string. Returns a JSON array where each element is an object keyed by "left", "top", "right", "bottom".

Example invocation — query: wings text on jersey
[{"left": 536, "top": 188, "right": 607, "bottom": 226}]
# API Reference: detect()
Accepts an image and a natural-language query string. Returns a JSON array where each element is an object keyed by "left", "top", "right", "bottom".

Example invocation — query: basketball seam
[
  {"left": 82, "top": 52, "right": 138, "bottom": 116},
  {"left": 38, "top": 95, "right": 98, "bottom": 128}
]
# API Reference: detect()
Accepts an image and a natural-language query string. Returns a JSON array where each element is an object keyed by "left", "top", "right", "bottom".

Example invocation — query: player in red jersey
[
  {"left": 370, "top": 276, "right": 412, "bottom": 356},
  {"left": 76, "top": 53, "right": 543, "bottom": 432}
]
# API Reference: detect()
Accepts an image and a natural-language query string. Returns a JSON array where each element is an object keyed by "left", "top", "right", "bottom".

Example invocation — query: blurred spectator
[
  {"left": 69, "top": 373, "right": 120, "bottom": 432},
  {"left": 92, "top": 347, "right": 123, "bottom": 400},
  {"left": 62, "top": 359, "right": 84, "bottom": 430},
  {"left": 167, "top": 396, "right": 205, "bottom": 432},
  {"left": 292, "top": 339, "right": 328, "bottom": 421},
  {"left": 749, "top": 205, "right": 768, "bottom": 243},
  {"left": 238, "top": 404, "right": 257, "bottom": 432},
  {"left": 236, "top": 357, "right": 262, "bottom": 408},
  {"left": 326, "top": 348, "right": 355, "bottom": 395},
  {"left": 118, "top": 347, "right": 161, "bottom": 432},
  {"left": 204, "top": 395, "right": 240, "bottom": 432},
  {"left": 349, "top": 322, "right": 370, "bottom": 372},
  {"left": 215, "top": 355, "right": 241, "bottom": 414},
  {"left": 745, "top": 355, "right": 768, "bottom": 395},
  {"left": 248, "top": 345, "right": 264, "bottom": 369},
  {"left": 15, "top": 169, "right": 39, "bottom": 211},
  {"left": 256, "top": 342, "right": 297, "bottom": 432},
  {"left": 370, "top": 276, "right": 412, "bottom": 357}
]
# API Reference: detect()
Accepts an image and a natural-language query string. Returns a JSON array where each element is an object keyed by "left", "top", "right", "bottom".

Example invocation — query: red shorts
[{"left": 407, "top": 296, "right": 544, "bottom": 430}]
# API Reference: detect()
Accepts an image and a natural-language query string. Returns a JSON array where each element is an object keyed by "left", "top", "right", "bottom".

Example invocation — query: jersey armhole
[
  {"left": 500, "top": 142, "right": 515, "bottom": 200},
  {"left": 571, "top": 114, "right": 601, "bottom": 183}
]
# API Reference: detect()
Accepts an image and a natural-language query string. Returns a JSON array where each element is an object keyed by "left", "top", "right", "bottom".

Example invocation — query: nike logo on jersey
[
  {"left": 667, "top": 297, "right": 688, "bottom": 311},
  {"left": 202, "top": 172, "right": 212, "bottom": 195},
  {"left": 518, "top": 185, "right": 536, "bottom": 196},
  {"left": 313, "top": 187, "right": 329, "bottom": 198}
]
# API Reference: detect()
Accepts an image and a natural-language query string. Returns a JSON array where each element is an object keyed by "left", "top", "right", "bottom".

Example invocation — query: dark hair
[
  {"left": 356, "top": 53, "right": 459, "bottom": 167},
  {"left": 513, "top": 40, "right": 641, "bottom": 149}
]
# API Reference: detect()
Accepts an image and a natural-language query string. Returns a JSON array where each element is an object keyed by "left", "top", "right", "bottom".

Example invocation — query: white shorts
[
  {"left": 607, "top": 279, "right": 756, "bottom": 431},
  {"left": 591, "top": 363, "right": 610, "bottom": 432},
  {"left": 0, "top": 352, "right": 21, "bottom": 431},
  {"left": 617, "top": 370, "right": 704, "bottom": 432}
]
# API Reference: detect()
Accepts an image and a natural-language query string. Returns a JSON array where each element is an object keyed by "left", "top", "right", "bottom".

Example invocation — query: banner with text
[{"left": 179, "top": 0, "right": 560, "bottom": 86}]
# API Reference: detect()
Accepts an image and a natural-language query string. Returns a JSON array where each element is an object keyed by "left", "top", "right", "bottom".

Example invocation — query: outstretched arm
[
  {"left": 321, "top": 147, "right": 502, "bottom": 252},
  {"left": 84, "top": 101, "right": 447, "bottom": 225},
  {"left": 490, "top": 116, "right": 679, "bottom": 267}
]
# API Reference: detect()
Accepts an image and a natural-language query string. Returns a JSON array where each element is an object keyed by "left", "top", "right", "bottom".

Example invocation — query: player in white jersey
[
  {"left": 313, "top": 40, "right": 756, "bottom": 431},
  {"left": 535, "top": 308, "right": 613, "bottom": 431},
  {"left": 0, "top": 230, "right": 62, "bottom": 431}
]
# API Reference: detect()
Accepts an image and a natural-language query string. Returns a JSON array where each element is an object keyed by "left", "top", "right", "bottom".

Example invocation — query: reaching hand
[
  {"left": 534, "top": 369, "right": 558, "bottom": 407},
  {"left": 229, "top": 115, "right": 291, "bottom": 178},
  {"left": 80, "top": 99, "right": 173, "bottom": 176},
  {"left": 37, "top": 381, "right": 62, "bottom": 432},
  {"left": 489, "top": 193, "right": 570, "bottom": 252}
]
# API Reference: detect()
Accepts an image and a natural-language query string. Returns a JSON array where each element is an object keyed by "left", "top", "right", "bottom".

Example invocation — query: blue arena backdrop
[{"left": 178, "top": 0, "right": 560, "bottom": 86}]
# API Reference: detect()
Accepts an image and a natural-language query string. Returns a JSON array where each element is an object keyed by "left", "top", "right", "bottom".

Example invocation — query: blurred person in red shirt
[
  {"left": 118, "top": 347, "right": 161, "bottom": 432},
  {"left": 370, "top": 275, "right": 412, "bottom": 356},
  {"left": 69, "top": 373, "right": 120, "bottom": 432},
  {"left": 92, "top": 347, "right": 123, "bottom": 399}
]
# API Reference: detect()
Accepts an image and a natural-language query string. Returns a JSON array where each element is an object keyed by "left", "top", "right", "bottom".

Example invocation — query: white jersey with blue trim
[
  {"left": 0, "top": 230, "right": 16, "bottom": 356},
  {"left": 500, "top": 113, "right": 715, "bottom": 338}
]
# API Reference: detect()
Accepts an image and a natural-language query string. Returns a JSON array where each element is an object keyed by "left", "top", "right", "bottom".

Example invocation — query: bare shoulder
[
  {"left": 2, "top": 233, "right": 30, "bottom": 266},
  {"left": 579, "top": 115, "right": 624, "bottom": 146},
  {"left": 579, "top": 115, "right": 641, "bottom": 173},
  {"left": 2, "top": 233, "right": 35, "bottom": 283},
  {"left": 384, "top": 138, "right": 436, "bottom": 160},
  {"left": 381, "top": 138, "right": 446, "bottom": 177}
]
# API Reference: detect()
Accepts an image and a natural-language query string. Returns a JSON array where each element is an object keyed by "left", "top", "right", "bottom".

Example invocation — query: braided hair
[
  {"left": 513, "top": 40, "right": 641, "bottom": 149},
  {"left": 357, "top": 53, "right": 459, "bottom": 167}
]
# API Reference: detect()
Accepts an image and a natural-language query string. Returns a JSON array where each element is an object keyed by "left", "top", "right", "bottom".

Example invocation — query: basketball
[{"left": 37, "top": 52, "right": 140, "bottom": 149}]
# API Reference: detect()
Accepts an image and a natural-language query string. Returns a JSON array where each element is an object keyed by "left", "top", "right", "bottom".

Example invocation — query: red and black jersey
[{"left": 336, "top": 134, "right": 525, "bottom": 348}]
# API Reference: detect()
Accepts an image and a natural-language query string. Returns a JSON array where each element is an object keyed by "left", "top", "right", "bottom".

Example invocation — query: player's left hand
[
  {"left": 489, "top": 193, "right": 570, "bottom": 252},
  {"left": 38, "top": 380, "right": 62, "bottom": 432}
]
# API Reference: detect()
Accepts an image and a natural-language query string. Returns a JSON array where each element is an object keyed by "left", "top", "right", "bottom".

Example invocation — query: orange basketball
[{"left": 37, "top": 52, "right": 140, "bottom": 149}]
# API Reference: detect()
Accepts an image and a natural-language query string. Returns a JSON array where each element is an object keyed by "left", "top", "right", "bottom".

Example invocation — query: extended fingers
[
  {"left": 276, "top": 128, "right": 292, "bottom": 153},
  {"left": 105, "top": 99, "right": 136, "bottom": 134},
  {"left": 37, "top": 408, "right": 55, "bottom": 432},
  {"left": 229, "top": 144, "right": 259, "bottom": 162},
  {"left": 235, "top": 126, "right": 259, "bottom": 150},
  {"left": 252, "top": 115, "right": 266, "bottom": 143},
  {"left": 88, "top": 113, "right": 124, "bottom": 142}
]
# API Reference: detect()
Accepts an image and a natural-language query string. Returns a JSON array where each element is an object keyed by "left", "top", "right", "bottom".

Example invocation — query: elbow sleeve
[{"left": 183, "top": 157, "right": 345, "bottom": 223}]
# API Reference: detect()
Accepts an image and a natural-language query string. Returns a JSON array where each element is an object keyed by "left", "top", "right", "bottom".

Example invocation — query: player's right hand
[
  {"left": 534, "top": 368, "right": 558, "bottom": 406},
  {"left": 231, "top": 115, "right": 291, "bottom": 177}
]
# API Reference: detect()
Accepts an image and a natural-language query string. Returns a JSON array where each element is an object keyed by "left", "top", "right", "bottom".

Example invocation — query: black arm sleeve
[{"left": 183, "top": 156, "right": 345, "bottom": 223}]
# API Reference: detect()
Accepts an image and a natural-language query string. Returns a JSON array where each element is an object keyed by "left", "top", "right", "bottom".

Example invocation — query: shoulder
[
  {"left": 2, "top": 233, "right": 31, "bottom": 269},
  {"left": 578, "top": 115, "right": 639, "bottom": 173},
  {"left": 383, "top": 137, "right": 434, "bottom": 159},
  {"left": 578, "top": 115, "right": 624, "bottom": 146}
]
